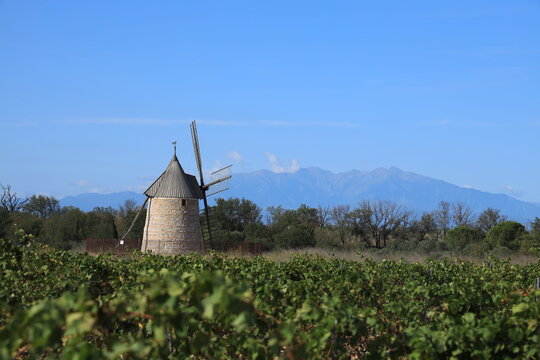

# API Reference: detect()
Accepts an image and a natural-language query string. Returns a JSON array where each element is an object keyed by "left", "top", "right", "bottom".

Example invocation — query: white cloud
[
  {"left": 289, "top": 159, "right": 300, "bottom": 173},
  {"left": 74, "top": 180, "right": 91, "bottom": 188},
  {"left": 0, "top": 121, "right": 39, "bottom": 127},
  {"left": 209, "top": 160, "right": 225, "bottom": 175},
  {"left": 58, "top": 118, "right": 179, "bottom": 125},
  {"left": 501, "top": 184, "right": 523, "bottom": 198},
  {"left": 227, "top": 151, "right": 243, "bottom": 163},
  {"left": 264, "top": 152, "right": 300, "bottom": 173},
  {"left": 57, "top": 118, "right": 360, "bottom": 128},
  {"left": 71, "top": 179, "right": 147, "bottom": 195},
  {"left": 55, "top": 118, "right": 234, "bottom": 126},
  {"left": 258, "top": 120, "right": 359, "bottom": 128},
  {"left": 462, "top": 185, "right": 480, "bottom": 190},
  {"left": 88, "top": 187, "right": 107, "bottom": 193}
]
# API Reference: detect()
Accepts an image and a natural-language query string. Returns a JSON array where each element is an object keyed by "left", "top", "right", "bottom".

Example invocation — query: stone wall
[{"left": 141, "top": 197, "right": 204, "bottom": 254}]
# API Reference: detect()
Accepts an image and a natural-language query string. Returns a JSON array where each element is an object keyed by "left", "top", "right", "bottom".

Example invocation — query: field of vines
[{"left": 1, "top": 238, "right": 540, "bottom": 359}]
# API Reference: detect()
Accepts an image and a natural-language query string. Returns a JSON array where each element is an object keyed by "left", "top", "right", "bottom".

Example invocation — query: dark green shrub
[
  {"left": 485, "top": 221, "right": 526, "bottom": 250},
  {"left": 0, "top": 208, "right": 12, "bottom": 239},
  {"left": 418, "top": 238, "right": 447, "bottom": 253},
  {"left": 274, "top": 225, "right": 315, "bottom": 249},
  {"left": 444, "top": 226, "right": 481, "bottom": 251}
]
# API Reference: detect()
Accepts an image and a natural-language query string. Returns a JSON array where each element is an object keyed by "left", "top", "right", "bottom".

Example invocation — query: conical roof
[{"left": 144, "top": 153, "right": 203, "bottom": 199}]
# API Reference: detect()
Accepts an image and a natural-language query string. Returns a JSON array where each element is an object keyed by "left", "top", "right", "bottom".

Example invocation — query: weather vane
[{"left": 172, "top": 141, "right": 177, "bottom": 155}]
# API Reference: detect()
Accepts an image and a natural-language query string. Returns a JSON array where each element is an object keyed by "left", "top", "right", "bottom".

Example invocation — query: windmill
[
  {"left": 190, "top": 120, "right": 232, "bottom": 247},
  {"left": 114, "top": 121, "right": 231, "bottom": 255}
]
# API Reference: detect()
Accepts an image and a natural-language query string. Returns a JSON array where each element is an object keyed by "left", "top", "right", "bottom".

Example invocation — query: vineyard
[{"left": 1, "top": 238, "right": 540, "bottom": 359}]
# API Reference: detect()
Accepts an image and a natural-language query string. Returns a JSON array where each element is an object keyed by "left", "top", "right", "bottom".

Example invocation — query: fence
[
  {"left": 85, "top": 238, "right": 262, "bottom": 256},
  {"left": 86, "top": 238, "right": 142, "bottom": 255}
]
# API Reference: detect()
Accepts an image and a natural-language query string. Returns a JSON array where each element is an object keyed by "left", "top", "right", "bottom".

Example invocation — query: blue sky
[{"left": 1, "top": 1, "right": 539, "bottom": 202}]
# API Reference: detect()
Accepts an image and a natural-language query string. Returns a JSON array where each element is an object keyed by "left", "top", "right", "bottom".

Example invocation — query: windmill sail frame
[{"left": 190, "top": 120, "right": 232, "bottom": 248}]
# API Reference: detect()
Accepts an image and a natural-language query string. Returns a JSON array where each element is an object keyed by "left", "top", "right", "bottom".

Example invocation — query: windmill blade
[
  {"left": 190, "top": 121, "right": 205, "bottom": 187},
  {"left": 206, "top": 165, "right": 232, "bottom": 197},
  {"left": 189, "top": 120, "right": 234, "bottom": 247},
  {"left": 190, "top": 120, "right": 213, "bottom": 247}
]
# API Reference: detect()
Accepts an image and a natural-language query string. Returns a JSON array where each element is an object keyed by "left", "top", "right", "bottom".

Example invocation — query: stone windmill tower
[
  {"left": 140, "top": 144, "right": 205, "bottom": 254},
  {"left": 134, "top": 121, "right": 231, "bottom": 255}
]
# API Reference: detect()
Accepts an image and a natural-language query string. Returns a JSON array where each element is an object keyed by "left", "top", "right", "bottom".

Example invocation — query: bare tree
[
  {"left": 1, "top": 184, "right": 27, "bottom": 213},
  {"left": 316, "top": 205, "right": 331, "bottom": 228},
  {"left": 409, "top": 212, "right": 437, "bottom": 242},
  {"left": 331, "top": 205, "right": 351, "bottom": 246},
  {"left": 434, "top": 201, "right": 451, "bottom": 240},
  {"left": 452, "top": 202, "right": 475, "bottom": 227},
  {"left": 119, "top": 199, "right": 138, "bottom": 218},
  {"left": 265, "top": 205, "right": 285, "bottom": 226},
  {"left": 351, "top": 200, "right": 410, "bottom": 248},
  {"left": 476, "top": 208, "right": 506, "bottom": 233}
]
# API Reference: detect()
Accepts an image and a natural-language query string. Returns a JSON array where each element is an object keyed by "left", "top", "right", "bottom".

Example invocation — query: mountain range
[{"left": 60, "top": 167, "right": 540, "bottom": 223}]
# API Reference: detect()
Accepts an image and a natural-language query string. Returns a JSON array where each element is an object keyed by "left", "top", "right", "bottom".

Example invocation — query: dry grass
[{"left": 260, "top": 247, "right": 539, "bottom": 265}]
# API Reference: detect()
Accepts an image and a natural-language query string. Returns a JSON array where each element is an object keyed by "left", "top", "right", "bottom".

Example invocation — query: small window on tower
[{"left": 182, "top": 199, "right": 187, "bottom": 207}]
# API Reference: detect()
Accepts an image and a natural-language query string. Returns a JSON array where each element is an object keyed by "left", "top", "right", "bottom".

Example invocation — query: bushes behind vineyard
[
  {"left": 1, "top": 238, "right": 540, "bottom": 358},
  {"left": 1, "top": 184, "right": 540, "bottom": 256}
]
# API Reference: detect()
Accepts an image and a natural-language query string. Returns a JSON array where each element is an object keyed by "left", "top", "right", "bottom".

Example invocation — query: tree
[
  {"left": 409, "top": 212, "right": 437, "bottom": 242},
  {"left": 274, "top": 224, "right": 316, "bottom": 249},
  {"left": 117, "top": 199, "right": 146, "bottom": 240},
  {"left": 266, "top": 206, "right": 285, "bottom": 226},
  {"left": 23, "top": 195, "right": 61, "bottom": 219},
  {"left": 267, "top": 208, "right": 308, "bottom": 234},
  {"left": 119, "top": 199, "right": 138, "bottom": 218},
  {"left": 264, "top": 205, "right": 320, "bottom": 248},
  {"left": 0, "top": 184, "right": 27, "bottom": 213},
  {"left": 530, "top": 217, "right": 540, "bottom": 235},
  {"left": 476, "top": 208, "right": 506, "bottom": 233},
  {"left": 9, "top": 212, "right": 43, "bottom": 240},
  {"left": 350, "top": 200, "right": 410, "bottom": 248},
  {"left": 521, "top": 217, "right": 540, "bottom": 255},
  {"left": 485, "top": 221, "right": 526, "bottom": 250},
  {"left": 0, "top": 207, "right": 12, "bottom": 239},
  {"left": 445, "top": 226, "right": 481, "bottom": 251},
  {"left": 331, "top": 205, "right": 351, "bottom": 246},
  {"left": 213, "top": 198, "right": 262, "bottom": 233},
  {"left": 87, "top": 207, "right": 118, "bottom": 239},
  {"left": 41, "top": 207, "right": 87, "bottom": 249},
  {"left": 316, "top": 206, "right": 331, "bottom": 228},
  {"left": 452, "top": 202, "right": 475, "bottom": 227},
  {"left": 434, "top": 201, "right": 451, "bottom": 239},
  {"left": 295, "top": 204, "right": 320, "bottom": 229}
]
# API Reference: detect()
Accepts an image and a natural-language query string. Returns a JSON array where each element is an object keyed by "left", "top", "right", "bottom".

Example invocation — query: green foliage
[
  {"left": 115, "top": 200, "right": 146, "bottom": 239},
  {"left": 213, "top": 198, "right": 262, "bottom": 233},
  {"left": 0, "top": 208, "right": 12, "bottom": 239},
  {"left": 23, "top": 195, "right": 60, "bottom": 219},
  {"left": 485, "top": 221, "right": 526, "bottom": 250},
  {"left": 86, "top": 207, "right": 118, "bottom": 239},
  {"left": 476, "top": 207, "right": 506, "bottom": 234},
  {"left": 519, "top": 232, "right": 540, "bottom": 257},
  {"left": 274, "top": 224, "right": 316, "bottom": 249},
  {"left": 1, "top": 244, "right": 540, "bottom": 358},
  {"left": 409, "top": 212, "right": 437, "bottom": 242},
  {"left": 266, "top": 205, "right": 320, "bottom": 249},
  {"left": 41, "top": 207, "right": 88, "bottom": 249},
  {"left": 9, "top": 212, "right": 43, "bottom": 240},
  {"left": 445, "top": 226, "right": 482, "bottom": 251},
  {"left": 531, "top": 217, "right": 540, "bottom": 235}
]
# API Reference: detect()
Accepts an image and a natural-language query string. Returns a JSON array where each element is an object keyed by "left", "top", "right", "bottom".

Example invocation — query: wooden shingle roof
[{"left": 144, "top": 154, "right": 202, "bottom": 199}]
